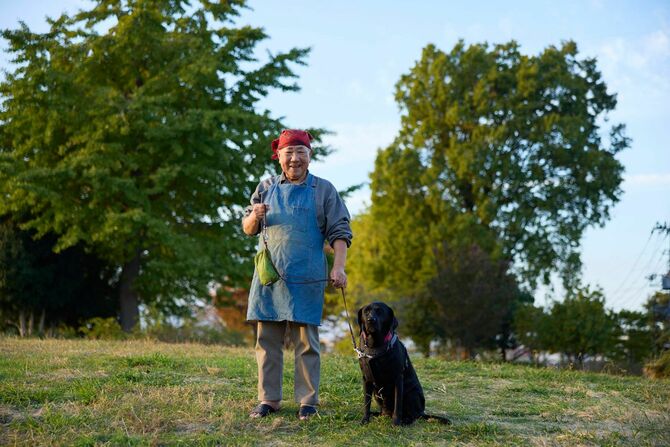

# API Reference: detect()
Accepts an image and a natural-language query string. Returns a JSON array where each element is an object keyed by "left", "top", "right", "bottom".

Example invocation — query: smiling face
[{"left": 278, "top": 145, "right": 311, "bottom": 183}]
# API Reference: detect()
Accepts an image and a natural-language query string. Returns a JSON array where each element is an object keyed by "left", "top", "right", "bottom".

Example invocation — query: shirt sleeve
[{"left": 319, "top": 179, "right": 353, "bottom": 248}]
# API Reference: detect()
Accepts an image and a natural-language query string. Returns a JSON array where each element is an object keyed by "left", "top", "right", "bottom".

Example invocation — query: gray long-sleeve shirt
[{"left": 244, "top": 171, "right": 353, "bottom": 247}]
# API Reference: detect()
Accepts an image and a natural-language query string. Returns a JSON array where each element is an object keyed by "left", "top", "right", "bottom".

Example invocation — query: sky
[{"left": 1, "top": 0, "right": 668, "bottom": 312}]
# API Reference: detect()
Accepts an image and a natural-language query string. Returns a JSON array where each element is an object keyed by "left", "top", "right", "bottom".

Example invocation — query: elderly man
[{"left": 242, "top": 129, "right": 352, "bottom": 420}]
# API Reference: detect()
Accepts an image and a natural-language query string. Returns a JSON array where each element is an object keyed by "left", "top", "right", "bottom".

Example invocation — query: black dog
[{"left": 357, "top": 302, "right": 451, "bottom": 426}]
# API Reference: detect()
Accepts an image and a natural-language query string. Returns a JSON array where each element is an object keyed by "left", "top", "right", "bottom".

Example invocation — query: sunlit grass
[{"left": 1, "top": 337, "right": 668, "bottom": 446}]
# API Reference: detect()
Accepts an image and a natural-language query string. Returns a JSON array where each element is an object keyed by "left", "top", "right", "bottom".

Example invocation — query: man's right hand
[{"left": 252, "top": 203, "right": 268, "bottom": 222}]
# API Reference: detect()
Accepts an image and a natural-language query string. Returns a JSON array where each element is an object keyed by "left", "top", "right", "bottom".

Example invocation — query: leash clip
[{"left": 355, "top": 347, "right": 372, "bottom": 359}]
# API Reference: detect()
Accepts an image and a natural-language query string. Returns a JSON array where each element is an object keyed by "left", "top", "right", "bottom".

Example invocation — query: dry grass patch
[{"left": 1, "top": 337, "right": 668, "bottom": 446}]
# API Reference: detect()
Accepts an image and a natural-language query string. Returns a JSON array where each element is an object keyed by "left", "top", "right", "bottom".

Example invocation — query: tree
[
  {"left": 0, "top": 0, "right": 316, "bottom": 331},
  {"left": 544, "top": 287, "right": 617, "bottom": 368},
  {"left": 611, "top": 309, "right": 654, "bottom": 373},
  {"left": 420, "top": 242, "right": 519, "bottom": 358},
  {"left": 0, "top": 218, "right": 118, "bottom": 336},
  {"left": 513, "top": 303, "right": 549, "bottom": 364},
  {"left": 361, "top": 40, "right": 628, "bottom": 295},
  {"left": 645, "top": 291, "right": 670, "bottom": 355},
  {"left": 350, "top": 39, "right": 627, "bottom": 354},
  {"left": 495, "top": 289, "right": 534, "bottom": 361}
]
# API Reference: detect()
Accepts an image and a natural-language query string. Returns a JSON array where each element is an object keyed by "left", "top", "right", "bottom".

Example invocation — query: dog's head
[{"left": 357, "top": 302, "right": 398, "bottom": 346}]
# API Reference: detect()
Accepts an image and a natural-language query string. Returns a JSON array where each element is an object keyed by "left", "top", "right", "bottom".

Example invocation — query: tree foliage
[
  {"left": 543, "top": 287, "right": 617, "bottom": 367},
  {"left": 611, "top": 309, "right": 654, "bottom": 372},
  {"left": 358, "top": 40, "right": 628, "bottom": 296},
  {"left": 513, "top": 295, "right": 660, "bottom": 370},
  {"left": 410, "top": 243, "right": 519, "bottom": 358},
  {"left": 0, "top": 0, "right": 315, "bottom": 330},
  {"left": 645, "top": 291, "right": 670, "bottom": 355},
  {"left": 348, "top": 39, "right": 628, "bottom": 354},
  {"left": 0, "top": 218, "right": 118, "bottom": 335},
  {"left": 513, "top": 302, "right": 549, "bottom": 363}
]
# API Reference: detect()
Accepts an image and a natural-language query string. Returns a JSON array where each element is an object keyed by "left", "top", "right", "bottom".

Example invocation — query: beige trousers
[{"left": 255, "top": 321, "right": 320, "bottom": 406}]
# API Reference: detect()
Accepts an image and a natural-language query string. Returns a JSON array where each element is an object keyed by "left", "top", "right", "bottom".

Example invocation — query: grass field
[{"left": 0, "top": 337, "right": 668, "bottom": 446}]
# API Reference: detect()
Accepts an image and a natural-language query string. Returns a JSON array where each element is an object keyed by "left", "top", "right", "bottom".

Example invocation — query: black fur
[{"left": 357, "top": 302, "right": 451, "bottom": 426}]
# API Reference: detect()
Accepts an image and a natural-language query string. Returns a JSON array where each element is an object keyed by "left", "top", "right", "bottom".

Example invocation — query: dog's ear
[
  {"left": 389, "top": 306, "right": 398, "bottom": 332},
  {"left": 357, "top": 307, "right": 364, "bottom": 334}
]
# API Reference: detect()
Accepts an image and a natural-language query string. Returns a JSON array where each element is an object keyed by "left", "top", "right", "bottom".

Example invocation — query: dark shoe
[
  {"left": 249, "top": 403, "right": 278, "bottom": 418},
  {"left": 297, "top": 405, "right": 318, "bottom": 420}
]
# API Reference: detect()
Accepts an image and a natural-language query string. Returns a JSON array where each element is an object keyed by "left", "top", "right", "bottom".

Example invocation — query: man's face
[{"left": 278, "top": 145, "right": 311, "bottom": 182}]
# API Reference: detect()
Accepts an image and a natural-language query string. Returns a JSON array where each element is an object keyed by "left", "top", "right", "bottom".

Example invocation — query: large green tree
[
  {"left": 358, "top": 40, "right": 628, "bottom": 295},
  {"left": 350, "top": 40, "right": 628, "bottom": 354},
  {"left": 0, "top": 0, "right": 314, "bottom": 330}
]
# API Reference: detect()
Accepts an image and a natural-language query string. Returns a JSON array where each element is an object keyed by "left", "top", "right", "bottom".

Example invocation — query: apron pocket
[{"left": 290, "top": 206, "right": 309, "bottom": 233}]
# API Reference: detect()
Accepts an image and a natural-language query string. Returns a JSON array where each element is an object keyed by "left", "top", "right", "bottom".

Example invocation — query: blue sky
[{"left": 1, "top": 1, "right": 668, "bottom": 312}]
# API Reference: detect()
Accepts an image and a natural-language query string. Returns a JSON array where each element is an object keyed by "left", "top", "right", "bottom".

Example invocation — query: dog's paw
[{"left": 360, "top": 416, "right": 370, "bottom": 425}]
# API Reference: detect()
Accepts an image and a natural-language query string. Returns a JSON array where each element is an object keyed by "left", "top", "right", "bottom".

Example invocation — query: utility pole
[
  {"left": 650, "top": 223, "right": 670, "bottom": 355},
  {"left": 654, "top": 222, "right": 670, "bottom": 290}
]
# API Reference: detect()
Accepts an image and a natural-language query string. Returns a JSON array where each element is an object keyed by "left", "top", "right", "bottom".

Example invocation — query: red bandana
[{"left": 271, "top": 129, "right": 313, "bottom": 160}]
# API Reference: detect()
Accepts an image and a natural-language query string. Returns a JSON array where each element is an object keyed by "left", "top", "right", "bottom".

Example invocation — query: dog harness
[
  {"left": 359, "top": 331, "right": 398, "bottom": 358},
  {"left": 358, "top": 331, "right": 402, "bottom": 388}
]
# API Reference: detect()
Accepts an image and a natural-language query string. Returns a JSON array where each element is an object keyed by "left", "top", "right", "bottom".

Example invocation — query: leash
[{"left": 340, "top": 286, "right": 368, "bottom": 358}]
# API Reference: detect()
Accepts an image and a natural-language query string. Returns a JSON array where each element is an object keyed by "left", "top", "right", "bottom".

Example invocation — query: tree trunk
[
  {"left": 38, "top": 308, "right": 46, "bottom": 336},
  {"left": 422, "top": 342, "right": 431, "bottom": 358},
  {"left": 119, "top": 251, "right": 141, "bottom": 332},
  {"left": 19, "top": 310, "right": 26, "bottom": 337},
  {"left": 500, "top": 346, "right": 506, "bottom": 362},
  {"left": 28, "top": 310, "right": 34, "bottom": 336}
]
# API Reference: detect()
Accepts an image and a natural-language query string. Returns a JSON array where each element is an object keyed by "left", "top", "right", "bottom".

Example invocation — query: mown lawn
[{"left": 0, "top": 337, "right": 668, "bottom": 446}]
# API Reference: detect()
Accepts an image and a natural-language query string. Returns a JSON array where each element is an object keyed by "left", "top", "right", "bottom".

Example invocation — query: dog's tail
[{"left": 420, "top": 413, "right": 452, "bottom": 424}]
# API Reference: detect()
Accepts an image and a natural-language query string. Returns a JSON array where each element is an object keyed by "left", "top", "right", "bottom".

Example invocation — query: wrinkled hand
[
  {"left": 330, "top": 266, "right": 347, "bottom": 289},
  {"left": 252, "top": 203, "right": 267, "bottom": 222}
]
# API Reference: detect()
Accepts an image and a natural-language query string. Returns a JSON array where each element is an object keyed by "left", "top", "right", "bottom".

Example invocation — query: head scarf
[{"left": 271, "top": 129, "right": 313, "bottom": 160}]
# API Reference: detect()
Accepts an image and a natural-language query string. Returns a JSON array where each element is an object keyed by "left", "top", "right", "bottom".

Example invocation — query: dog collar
[
  {"left": 360, "top": 332, "right": 398, "bottom": 359},
  {"left": 361, "top": 331, "right": 393, "bottom": 342}
]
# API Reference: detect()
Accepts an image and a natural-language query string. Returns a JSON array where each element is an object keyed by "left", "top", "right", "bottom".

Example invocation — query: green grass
[{"left": 0, "top": 337, "right": 668, "bottom": 446}]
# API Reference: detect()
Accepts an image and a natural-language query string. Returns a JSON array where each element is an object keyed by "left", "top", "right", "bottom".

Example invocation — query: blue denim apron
[{"left": 246, "top": 174, "right": 327, "bottom": 326}]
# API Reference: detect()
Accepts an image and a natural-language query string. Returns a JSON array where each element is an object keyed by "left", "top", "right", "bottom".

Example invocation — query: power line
[
  {"left": 615, "top": 284, "right": 656, "bottom": 310},
  {"left": 650, "top": 252, "right": 669, "bottom": 280},
  {"left": 609, "top": 281, "right": 655, "bottom": 310},
  {"left": 608, "top": 231, "right": 670, "bottom": 309},
  {"left": 608, "top": 231, "right": 662, "bottom": 302}
]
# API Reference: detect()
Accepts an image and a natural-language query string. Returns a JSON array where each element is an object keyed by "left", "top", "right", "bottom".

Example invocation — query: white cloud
[
  {"left": 316, "top": 121, "right": 398, "bottom": 168},
  {"left": 343, "top": 185, "right": 372, "bottom": 217},
  {"left": 589, "top": 0, "right": 605, "bottom": 9},
  {"left": 498, "top": 16, "right": 514, "bottom": 40},
  {"left": 310, "top": 121, "right": 398, "bottom": 216},
  {"left": 345, "top": 79, "right": 373, "bottom": 102},
  {"left": 624, "top": 172, "right": 670, "bottom": 187},
  {"left": 595, "top": 28, "right": 670, "bottom": 94},
  {"left": 646, "top": 29, "right": 670, "bottom": 57}
]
